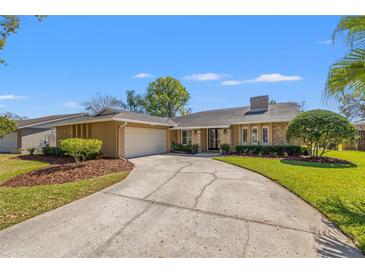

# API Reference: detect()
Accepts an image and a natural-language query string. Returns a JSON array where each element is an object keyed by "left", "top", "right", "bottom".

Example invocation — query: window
[
  {"left": 242, "top": 128, "right": 248, "bottom": 144},
  {"left": 181, "top": 130, "right": 192, "bottom": 145},
  {"left": 262, "top": 127, "right": 269, "bottom": 144},
  {"left": 251, "top": 127, "right": 258, "bottom": 144}
]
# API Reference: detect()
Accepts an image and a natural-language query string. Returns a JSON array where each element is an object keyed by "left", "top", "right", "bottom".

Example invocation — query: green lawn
[
  {"left": 0, "top": 154, "right": 49, "bottom": 184},
  {"left": 214, "top": 150, "right": 365, "bottom": 253},
  {"left": 0, "top": 154, "right": 129, "bottom": 230}
]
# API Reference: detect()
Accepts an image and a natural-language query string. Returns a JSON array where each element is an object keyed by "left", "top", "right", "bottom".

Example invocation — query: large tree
[
  {"left": 125, "top": 90, "right": 146, "bottom": 113},
  {"left": 338, "top": 93, "right": 365, "bottom": 121},
  {"left": 0, "top": 16, "right": 45, "bottom": 64},
  {"left": 82, "top": 94, "right": 127, "bottom": 115},
  {"left": 286, "top": 110, "right": 357, "bottom": 157},
  {"left": 325, "top": 16, "right": 365, "bottom": 100},
  {"left": 1, "top": 111, "right": 28, "bottom": 120},
  {"left": 0, "top": 115, "right": 16, "bottom": 138},
  {"left": 144, "top": 76, "right": 190, "bottom": 118}
]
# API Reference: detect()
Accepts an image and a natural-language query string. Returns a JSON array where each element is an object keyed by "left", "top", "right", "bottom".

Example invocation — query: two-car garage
[{"left": 124, "top": 127, "right": 167, "bottom": 158}]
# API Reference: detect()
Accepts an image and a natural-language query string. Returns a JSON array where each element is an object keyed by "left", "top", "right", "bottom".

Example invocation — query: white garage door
[
  {"left": 124, "top": 127, "right": 167, "bottom": 158},
  {"left": 0, "top": 132, "right": 18, "bottom": 153}
]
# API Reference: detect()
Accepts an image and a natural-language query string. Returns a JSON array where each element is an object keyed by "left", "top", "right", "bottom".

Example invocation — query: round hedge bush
[{"left": 286, "top": 109, "right": 357, "bottom": 157}]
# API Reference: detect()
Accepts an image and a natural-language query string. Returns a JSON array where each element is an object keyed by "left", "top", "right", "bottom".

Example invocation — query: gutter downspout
[{"left": 117, "top": 122, "right": 128, "bottom": 159}]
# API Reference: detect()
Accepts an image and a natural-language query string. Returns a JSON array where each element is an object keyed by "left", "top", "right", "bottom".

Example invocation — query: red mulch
[
  {"left": 4, "top": 157, "right": 134, "bottom": 187},
  {"left": 284, "top": 156, "right": 352, "bottom": 165}
]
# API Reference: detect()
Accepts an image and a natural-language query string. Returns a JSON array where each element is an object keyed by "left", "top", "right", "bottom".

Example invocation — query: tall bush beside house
[
  {"left": 286, "top": 110, "right": 357, "bottom": 157},
  {"left": 60, "top": 138, "right": 103, "bottom": 165},
  {"left": 0, "top": 116, "right": 16, "bottom": 138}
]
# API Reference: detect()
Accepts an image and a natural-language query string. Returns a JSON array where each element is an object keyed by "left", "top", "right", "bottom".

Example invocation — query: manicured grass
[
  {"left": 0, "top": 154, "right": 129, "bottom": 230},
  {"left": 214, "top": 150, "right": 365, "bottom": 253},
  {"left": 0, "top": 154, "right": 49, "bottom": 185}
]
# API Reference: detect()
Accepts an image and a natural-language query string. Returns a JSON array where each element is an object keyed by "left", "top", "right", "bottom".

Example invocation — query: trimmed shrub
[
  {"left": 286, "top": 110, "right": 357, "bottom": 157},
  {"left": 171, "top": 143, "right": 199, "bottom": 154},
  {"left": 60, "top": 138, "right": 103, "bottom": 164},
  {"left": 26, "top": 147, "right": 37, "bottom": 155},
  {"left": 220, "top": 143, "right": 231, "bottom": 154},
  {"left": 42, "top": 146, "right": 64, "bottom": 157},
  {"left": 235, "top": 145, "right": 308, "bottom": 157}
]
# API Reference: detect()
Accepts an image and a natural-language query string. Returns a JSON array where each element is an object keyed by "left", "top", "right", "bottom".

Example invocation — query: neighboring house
[
  {"left": 0, "top": 113, "right": 84, "bottom": 153},
  {"left": 343, "top": 121, "right": 365, "bottom": 151},
  {"left": 50, "top": 96, "right": 300, "bottom": 158}
]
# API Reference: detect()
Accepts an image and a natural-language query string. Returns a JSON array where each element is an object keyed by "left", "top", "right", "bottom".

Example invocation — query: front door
[{"left": 208, "top": 128, "right": 219, "bottom": 150}]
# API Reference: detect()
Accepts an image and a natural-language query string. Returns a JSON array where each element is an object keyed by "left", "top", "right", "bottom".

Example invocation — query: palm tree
[
  {"left": 125, "top": 90, "right": 146, "bottom": 113},
  {"left": 325, "top": 16, "right": 365, "bottom": 100}
]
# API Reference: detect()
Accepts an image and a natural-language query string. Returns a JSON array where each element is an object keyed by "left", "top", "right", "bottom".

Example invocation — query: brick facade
[
  {"left": 250, "top": 95, "right": 269, "bottom": 111},
  {"left": 272, "top": 122, "right": 289, "bottom": 145}
]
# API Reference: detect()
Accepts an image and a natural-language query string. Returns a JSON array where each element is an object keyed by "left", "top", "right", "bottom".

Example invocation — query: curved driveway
[{"left": 0, "top": 155, "right": 362, "bottom": 257}]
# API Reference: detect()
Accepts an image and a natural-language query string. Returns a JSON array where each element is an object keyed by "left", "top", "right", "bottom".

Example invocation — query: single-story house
[
  {"left": 0, "top": 113, "right": 84, "bottom": 153},
  {"left": 49, "top": 95, "right": 301, "bottom": 158}
]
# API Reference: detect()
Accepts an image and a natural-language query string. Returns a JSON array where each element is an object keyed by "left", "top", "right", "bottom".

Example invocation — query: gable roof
[
  {"left": 16, "top": 113, "right": 85, "bottom": 129},
  {"left": 171, "top": 103, "right": 300, "bottom": 129},
  {"left": 46, "top": 108, "right": 176, "bottom": 127},
  {"left": 41, "top": 103, "right": 300, "bottom": 129}
]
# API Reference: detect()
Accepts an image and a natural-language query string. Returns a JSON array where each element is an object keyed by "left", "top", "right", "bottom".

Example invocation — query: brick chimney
[{"left": 250, "top": 95, "right": 269, "bottom": 112}]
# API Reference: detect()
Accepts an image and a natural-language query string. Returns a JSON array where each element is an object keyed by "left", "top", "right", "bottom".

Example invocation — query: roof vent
[{"left": 250, "top": 95, "right": 269, "bottom": 112}]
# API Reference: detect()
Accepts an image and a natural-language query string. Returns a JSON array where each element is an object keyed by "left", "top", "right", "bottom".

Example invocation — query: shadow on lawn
[
  {"left": 314, "top": 198, "right": 365, "bottom": 257},
  {"left": 280, "top": 159, "right": 357, "bottom": 169}
]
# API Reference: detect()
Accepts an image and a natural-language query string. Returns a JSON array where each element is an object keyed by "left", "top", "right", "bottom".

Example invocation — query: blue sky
[{"left": 0, "top": 16, "right": 347, "bottom": 118}]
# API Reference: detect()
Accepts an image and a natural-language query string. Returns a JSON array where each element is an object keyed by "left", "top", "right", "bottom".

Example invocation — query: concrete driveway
[{"left": 0, "top": 155, "right": 362, "bottom": 257}]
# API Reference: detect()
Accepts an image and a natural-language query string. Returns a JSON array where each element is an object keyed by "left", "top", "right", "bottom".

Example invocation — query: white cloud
[
  {"left": 316, "top": 39, "right": 332, "bottom": 45},
  {"left": 246, "top": 73, "right": 303, "bottom": 83},
  {"left": 185, "top": 73, "right": 229, "bottom": 81},
  {"left": 0, "top": 94, "right": 29, "bottom": 100},
  {"left": 64, "top": 101, "right": 80, "bottom": 108},
  {"left": 221, "top": 80, "right": 244, "bottom": 86},
  {"left": 133, "top": 73, "right": 154, "bottom": 78},
  {"left": 221, "top": 73, "right": 302, "bottom": 85}
]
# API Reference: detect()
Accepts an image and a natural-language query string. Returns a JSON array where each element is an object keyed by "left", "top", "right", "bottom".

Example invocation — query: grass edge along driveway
[
  {"left": 214, "top": 150, "right": 365, "bottom": 254},
  {"left": 0, "top": 154, "right": 129, "bottom": 230}
]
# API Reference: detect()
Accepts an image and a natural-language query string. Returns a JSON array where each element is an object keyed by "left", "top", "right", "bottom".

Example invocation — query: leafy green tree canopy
[
  {"left": 286, "top": 110, "right": 357, "bottom": 157},
  {"left": 144, "top": 76, "right": 190, "bottom": 118},
  {"left": 0, "top": 116, "right": 16, "bottom": 138}
]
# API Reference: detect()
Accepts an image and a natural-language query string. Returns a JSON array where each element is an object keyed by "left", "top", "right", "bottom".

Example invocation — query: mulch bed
[
  {"left": 284, "top": 156, "right": 352, "bottom": 165},
  {"left": 226, "top": 153, "right": 353, "bottom": 165},
  {"left": 4, "top": 157, "right": 134, "bottom": 187}
]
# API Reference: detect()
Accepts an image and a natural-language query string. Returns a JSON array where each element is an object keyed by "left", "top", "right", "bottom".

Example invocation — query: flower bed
[{"left": 284, "top": 156, "right": 352, "bottom": 165}]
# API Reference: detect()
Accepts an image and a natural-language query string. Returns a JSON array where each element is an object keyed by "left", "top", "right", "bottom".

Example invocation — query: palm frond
[
  {"left": 325, "top": 48, "right": 365, "bottom": 99},
  {"left": 333, "top": 16, "right": 365, "bottom": 48}
]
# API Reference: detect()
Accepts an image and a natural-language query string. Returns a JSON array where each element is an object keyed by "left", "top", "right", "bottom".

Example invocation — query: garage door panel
[
  {"left": 124, "top": 127, "right": 167, "bottom": 158},
  {"left": 0, "top": 132, "right": 18, "bottom": 153}
]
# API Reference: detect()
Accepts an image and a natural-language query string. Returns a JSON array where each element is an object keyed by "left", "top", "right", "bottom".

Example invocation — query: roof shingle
[{"left": 171, "top": 103, "right": 300, "bottom": 128}]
